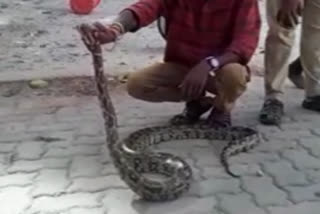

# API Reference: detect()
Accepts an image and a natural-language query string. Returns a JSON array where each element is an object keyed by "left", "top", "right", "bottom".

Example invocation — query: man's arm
[
  {"left": 221, "top": 0, "right": 261, "bottom": 66},
  {"left": 113, "top": 10, "right": 139, "bottom": 33},
  {"left": 113, "top": 0, "right": 164, "bottom": 33},
  {"left": 179, "top": 0, "right": 260, "bottom": 99},
  {"left": 215, "top": 52, "right": 241, "bottom": 68},
  {"left": 81, "top": 0, "right": 164, "bottom": 45}
]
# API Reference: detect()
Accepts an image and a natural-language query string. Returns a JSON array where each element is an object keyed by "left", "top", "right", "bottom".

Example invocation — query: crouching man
[{"left": 79, "top": 0, "right": 261, "bottom": 127}]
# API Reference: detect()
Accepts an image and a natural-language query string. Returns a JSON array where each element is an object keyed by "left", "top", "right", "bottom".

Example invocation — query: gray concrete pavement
[
  {"left": 0, "top": 76, "right": 320, "bottom": 214},
  {"left": 0, "top": 0, "right": 318, "bottom": 213}
]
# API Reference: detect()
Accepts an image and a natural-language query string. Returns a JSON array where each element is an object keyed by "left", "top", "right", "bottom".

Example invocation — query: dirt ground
[{"left": 0, "top": 75, "right": 127, "bottom": 98}]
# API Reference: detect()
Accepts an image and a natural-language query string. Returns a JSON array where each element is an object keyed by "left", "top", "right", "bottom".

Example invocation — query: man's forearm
[
  {"left": 216, "top": 52, "right": 241, "bottom": 67},
  {"left": 113, "top": 10, "right": 139, "bottom": 33}
]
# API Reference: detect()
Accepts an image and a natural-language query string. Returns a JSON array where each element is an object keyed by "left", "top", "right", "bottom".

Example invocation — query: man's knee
[
  {"left": 216, "top": 63, "right": 248, "bottom": 100},
  {"left": 126, "top": 72, "right": 149, "bottom": 100}
]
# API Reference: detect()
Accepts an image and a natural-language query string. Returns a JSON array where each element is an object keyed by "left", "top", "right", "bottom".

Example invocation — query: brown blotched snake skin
[{"left": 77, "top": 25, "right": 261, "bottom": 202}]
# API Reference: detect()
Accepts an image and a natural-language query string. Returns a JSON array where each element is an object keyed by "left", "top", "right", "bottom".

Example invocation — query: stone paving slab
[{"left": 0, "top": 76, "right": 320, "bottom": 214}]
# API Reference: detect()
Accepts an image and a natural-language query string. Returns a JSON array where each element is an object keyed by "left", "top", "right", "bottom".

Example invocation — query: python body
[{"left": 77, "top": 26, "right": 261, "bottom": 202}]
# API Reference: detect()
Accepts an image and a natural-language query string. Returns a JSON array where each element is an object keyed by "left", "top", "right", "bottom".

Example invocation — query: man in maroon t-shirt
[{"left": 79, "top": 0, "right": 261, "bottom": 127}]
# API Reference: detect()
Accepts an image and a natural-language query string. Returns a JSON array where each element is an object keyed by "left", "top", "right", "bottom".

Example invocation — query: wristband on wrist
[
  {"left": 111, "top": 22, "right": 125, "bottom": 33},
  {"left": 109, "top": 21, "right": 125, "bottom": 40},
  {"left": 109, "top": 26, "right": 122, "bottom": 40},
  {"left": 104, "top": 22, "right": 125, "bottom": 51}
]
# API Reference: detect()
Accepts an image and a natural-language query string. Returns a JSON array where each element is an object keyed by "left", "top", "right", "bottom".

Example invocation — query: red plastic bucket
[{"left": 70, "top": 0, "right": 101, "bottom": 14}]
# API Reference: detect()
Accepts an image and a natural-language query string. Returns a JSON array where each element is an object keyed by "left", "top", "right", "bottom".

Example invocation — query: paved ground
[
  {"left": 0, "top": 76, "right": 320, "bottom": 214},
  {"left": 0, "top": 0, "right": 317, "bottom": 213}
]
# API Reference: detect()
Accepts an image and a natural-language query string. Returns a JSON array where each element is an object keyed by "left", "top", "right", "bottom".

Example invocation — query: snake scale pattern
[{"left": 77, "top": 25, "right": 261, "bottom": 202}]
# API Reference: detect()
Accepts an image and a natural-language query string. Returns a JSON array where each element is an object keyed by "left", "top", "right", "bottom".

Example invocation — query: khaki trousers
[
  {"left": 265, "top": 0, "right": 320, "bottom": 100},
  {"left": 126, "top": 62, "right": 248, "bottom": 113}
]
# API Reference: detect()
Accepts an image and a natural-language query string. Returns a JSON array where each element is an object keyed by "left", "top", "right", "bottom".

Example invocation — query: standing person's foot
[
  {"left": 205, "top": 107, "right": 232, "bottom": 128},
  {"left": 170, "top": 97, "right": 213, "bottom": 125},
  {"left": 259, "top": 99, "right": 284, "bottom": 125},
  {"left": 288, "top": 57, "right": 304, "bottom": 89},
  {"left": 302, "top": 96, "right": 320, "bottom": 112}
]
